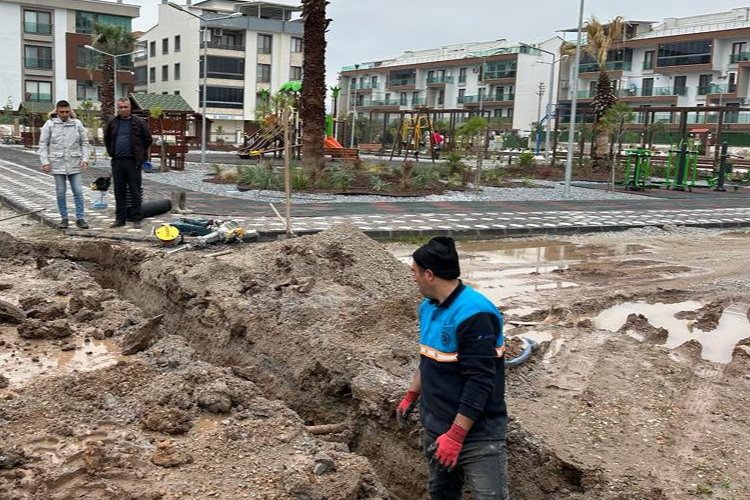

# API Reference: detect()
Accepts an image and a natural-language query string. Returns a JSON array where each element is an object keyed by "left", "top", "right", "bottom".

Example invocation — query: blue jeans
[
  {"left": 54, "top": 173, "right": 84, "bottom": 220},
  {"left": 424, "top": 431, "right": 509, "bottom": 500}
]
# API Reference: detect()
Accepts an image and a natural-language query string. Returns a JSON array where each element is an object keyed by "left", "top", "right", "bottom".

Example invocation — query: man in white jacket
[{"left": 39, "top": 100, "right": 91, "bottom": 229}]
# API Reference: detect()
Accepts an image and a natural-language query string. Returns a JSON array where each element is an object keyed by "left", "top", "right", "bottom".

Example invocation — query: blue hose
[{"left": 506, "top": 338, "right": 538, "bottom": 367}]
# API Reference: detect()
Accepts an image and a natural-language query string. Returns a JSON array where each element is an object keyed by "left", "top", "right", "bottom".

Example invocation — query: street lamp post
[
  {"left": 84, "top": 45, "right": 143, "bottom": 107},
  {"left": 168, "top": 3, "right": 241, "bottom": 168},
  {"left": 350, "top": 64, "right": 359, "bottom": 148},
  {"left": 564, "top": 0, "right": 586, "bottom": 198}
]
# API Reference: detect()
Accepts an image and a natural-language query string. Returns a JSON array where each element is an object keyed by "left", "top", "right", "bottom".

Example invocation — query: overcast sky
[{"left": 130, "top": 0, "right": 750, "bottom": 87}]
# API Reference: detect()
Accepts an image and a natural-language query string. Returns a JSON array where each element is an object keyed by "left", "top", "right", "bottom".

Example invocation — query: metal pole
[
  {"left": 201, "top": 18, "right": 208, "bottom": 168},
  {"left": 544, "top": 58, "right": 555, "bottom": 162},
  {"left": 113, "top": 56, "right": 118, "bottom": 101},
  {"left": 564, "top": 0, "right": 585, "bottom": 198},
  {"left": 350, "top": 65, "right": 359, "bottom": 148}
]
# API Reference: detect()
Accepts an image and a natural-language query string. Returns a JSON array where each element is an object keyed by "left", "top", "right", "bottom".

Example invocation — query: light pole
[
  {"left": 564, "top": 0, "right": 585, "bottom": 198},
  {"left": 350, "top": 64, "right": 359, "bottom": 148},
  {"left": 534, "top": 54, "right": 565, "bottom": 163},
  {"left": 84, "top": 45, "right": 143, "bottom": 106},
  {"left": 168, "top": 3, "right": 241, "bottom": 168}
]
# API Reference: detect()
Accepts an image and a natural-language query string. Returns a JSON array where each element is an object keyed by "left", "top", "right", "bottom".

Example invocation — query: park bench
[
  {"left": 358, "top": 143, "right": 384, "bottom": 155},
  {"left": 325, "top": 147, "right": 360, "bottom": 161}
]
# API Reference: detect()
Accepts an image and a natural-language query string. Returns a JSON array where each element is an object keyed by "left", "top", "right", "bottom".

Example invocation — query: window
[
  {"left": 371, "top": 76, "right": 378, "bottom": 87},
  {"left": 437, "top": 89, "right": 445, "bottom": 105},
  {"left": 76, "top": 81, "right": 97, "bottom": 101},
  {"left": 494, "top": 109, "right": 503, "bottom": 117},
  {"left": 458, "top": 88, "right": 465, "bottom": 103},
  {"left": 427, "top": 70, "right": 435, "bottom": 80},
  {"left": 643, "top": 50, "right": 654, "bottom": 70},
  {"left": 400, "top": 93, "right": 407, "bottom": 105},
  {"left": 641, "top": 77, "right": 654, "bottom": 96},
  {"left": 507, "top": 108, "right": 513, "bottom": 118},
  {"left": 698, "top": 74, "right": 712, "bottom": 95},
  {"left": 729, "top": 72, "right": 737, "bottom": 92},
  {"left": 174, "top": 35, "right": 181, "bottom": 53},
  {"left": 257, "top": 63, "right": 271, "bottom": 83},
  {"left": 25, "top": 80, "right": 52, "bottom": 102},
  {"left": 162, "top": 65, "right": 168, "bottom": 81},
  {"left": 174, "top": 63, "right": 181, "bottom": 80},
  {"left": 657, "top": 41, "right": 711, "bottom": 67},
  {"left": 356, "top": 94, "right": 364, "bottom": 106},
  {"left": 389, "top": 69, "right": 415, "bottom": 86},
  {"left": 673, "top": 76, "right": 687, "bottom": 96},
  {"left": 291, "top": 37, "right": 303, "bottom": 53},
  {"left": 76, "top": 45, "right": 97, "bottom": 68},
  {"left": 290, "top": 65, "right": 302, "bottom": 81},
  {"left": 200, "top": 86, "right": 244, "bottom": 109},
  {"left": 134, "top": 66, "right": 147, "bottom": 86},
  {"left": 589, "top": 81, "right": 596, "bottom": 97},
  {"left": 412, "top": 91, "right": 419, "bottom": 104},
  {"left": 149, "top": 67, "right": 156, "bottom": 83},
  {"left": 459, "top": 67, "right": 467, "bottom": 84},
  {"left": 731, "top": 42, "right": 746, "bottom": 63},
  {"left": 24, "top": 45, "right": 52, "bottom": 70},
  {"left": 74, "top": 12, "right": 130, "bottom": 34},
  {"left": 258, "top": 34, "right": 272, "bottom": 54},
  {"left": 149, "top": 41, "right": 156, "bottom": 58},
  {"left": 162, "top": 91, "right": 168, "bottom": 95},
  {"left": 23, "top": 10, "right": 51, "bottom": 35},
  {"left": 202, "top": 56, "right": 245, "bottom": 80},
  {"left": 174, "top": 90, "right": 180, "bottom": 95},
  {"left": 162, "top": 38, "right": 168, "bottom": 55}
]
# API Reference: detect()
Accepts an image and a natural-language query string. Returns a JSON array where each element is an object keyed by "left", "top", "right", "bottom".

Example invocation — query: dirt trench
[{"left": 2, "top": 227, "right": 605, "bottom": 499}]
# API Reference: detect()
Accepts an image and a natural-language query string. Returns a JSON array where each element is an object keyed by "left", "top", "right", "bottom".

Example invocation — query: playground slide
[{"left": 324, "top": 137, "right": 343, "bottom": 149}]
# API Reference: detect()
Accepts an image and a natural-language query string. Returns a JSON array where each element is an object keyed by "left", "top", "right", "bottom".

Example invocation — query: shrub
[
  {"left": 326, "top": 165, "right": 355, "bottom": 191},
  {"left": 412, "top": 164, "right": 441, "bottom": 188},
  {"left": 239, "top": 164, "right": 281, "bottom": 190},
  {"left": 369, "top": 175, "right": 391, "bottom": 192},
  {"left": 399, "top": 161, "right": 415, "bottom": 190},
  {"left": 291, "top": 168, "right": 311, "bottom": 190},
  {"left": 520, "top": 176, "right": 535, "bottom": 187},
  {"left": 517, "top": 151, "right": 535, "bottom": 167},
  {"left": 445, "top": 151, "right": 465, "bottom": 175}
]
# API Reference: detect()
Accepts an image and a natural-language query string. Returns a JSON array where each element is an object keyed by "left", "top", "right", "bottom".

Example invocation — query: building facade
[
  {"left": 0, "top": 0, "right": 139, "bottom": 110},
  {"left": 337, "top": 37, "right": 563, "bottom": 135},
  {"left": 134, "top": 0, "right": 303, "bottom": 144},
  {"left": 560, "top": 7, "right": 750, "bottom": 128}
]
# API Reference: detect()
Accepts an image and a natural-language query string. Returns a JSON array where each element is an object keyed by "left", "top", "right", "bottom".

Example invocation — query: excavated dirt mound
[{"left": 2, "top": 220, "right": 750, "bottom": 499}]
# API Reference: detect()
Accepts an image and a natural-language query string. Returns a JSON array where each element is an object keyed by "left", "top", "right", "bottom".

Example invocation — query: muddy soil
[{"left": 1, "top": 204, "right": 750, "bottom": 499}]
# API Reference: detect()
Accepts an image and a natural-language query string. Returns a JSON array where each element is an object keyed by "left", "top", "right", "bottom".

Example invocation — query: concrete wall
[{"left": 0, "top": 3, "right": 22, "bottom": 108}]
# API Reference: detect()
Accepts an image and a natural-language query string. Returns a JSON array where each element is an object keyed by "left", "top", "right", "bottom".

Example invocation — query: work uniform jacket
[{"left": 38, "top": 114, "right": 91, "bottom": 175}]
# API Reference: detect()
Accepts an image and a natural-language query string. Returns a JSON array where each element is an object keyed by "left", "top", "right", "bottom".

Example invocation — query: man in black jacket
[
  {"left": 103, "top": 97, "right": 152, "bottom": 228},
  {"left": 396, "top": 236, "right": 508, "bottom": 499}
]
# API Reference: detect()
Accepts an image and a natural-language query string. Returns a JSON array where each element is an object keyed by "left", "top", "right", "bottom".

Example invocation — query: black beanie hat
[{"left": 412, "top": 236, "right": 460, "bottom": 279}]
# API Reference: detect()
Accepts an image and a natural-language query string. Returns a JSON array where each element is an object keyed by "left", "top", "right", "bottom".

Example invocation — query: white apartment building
[
  {"left": 135, "top": 0, "right": 303, "bottom": 143},
  {"left": 0, "top": 0, "right": 140, "bottom": 110},
  {"left": 560, "top": 7, "right": 750, "bottom": 126},
  {"left": 338, "top": 37, "right": 563, "bottom": 134}
]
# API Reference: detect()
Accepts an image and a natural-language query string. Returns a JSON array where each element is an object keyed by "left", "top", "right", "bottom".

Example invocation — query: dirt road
[{"left": 1, "top": 205, "right": 748, "bottom": 499}]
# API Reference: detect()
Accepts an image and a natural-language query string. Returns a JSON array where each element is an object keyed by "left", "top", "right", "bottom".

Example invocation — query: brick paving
[{"left": 2, "top": 144, "right": 750, "bottom": 242}]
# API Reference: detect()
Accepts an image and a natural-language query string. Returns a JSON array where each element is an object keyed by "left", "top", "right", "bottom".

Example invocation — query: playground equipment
[
  {"left": 390, "top": 107, "right": 436, "bottom": 163},
  {"left": 622, "top": 147, "right": 652, "bottom": 191},
  {"left": 708, "top": 142, "right": 733, "bottom": 191},
  {"left": 664, "top": 140, "right": 699, "bottom": 191}
]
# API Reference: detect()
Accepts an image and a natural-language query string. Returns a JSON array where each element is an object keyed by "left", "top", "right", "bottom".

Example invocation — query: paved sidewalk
[{"left": 2, "top": 145, "right": 750, "bottom": 242}]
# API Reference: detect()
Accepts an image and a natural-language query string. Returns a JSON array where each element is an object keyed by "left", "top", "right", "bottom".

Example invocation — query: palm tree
[
  {"left": 563, "top": 16, "right": 625, "bottom": 168},
  {"left": 300, "top": 0, "right": 329, "bottom": 181},
  {"left": 90, "top": 23, "right": 136, "bottom": 119}
]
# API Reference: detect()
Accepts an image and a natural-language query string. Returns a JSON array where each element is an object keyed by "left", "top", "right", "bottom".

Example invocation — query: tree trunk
[
  {"left": 300, "top": 0, "right": 328, "bottom": 180},
  {"left": 101, "top": 56, "right": 115, "bottom": 121}
]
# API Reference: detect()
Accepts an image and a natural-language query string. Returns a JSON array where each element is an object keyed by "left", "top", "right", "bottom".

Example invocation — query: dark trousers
[
  {"left": 111, "top": 158, "right": 142, "bottom": 222},
  {"left": 424, "top": 431, "right": 509, "bottom": 500}
]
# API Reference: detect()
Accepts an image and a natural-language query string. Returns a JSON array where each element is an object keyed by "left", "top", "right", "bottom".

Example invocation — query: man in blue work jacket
[{"left": 396, "top": 236, "right": 508, "bottom": 499}]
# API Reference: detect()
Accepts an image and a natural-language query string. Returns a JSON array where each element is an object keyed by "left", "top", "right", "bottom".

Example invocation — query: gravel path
[{"left": 142, "top": 163, "right": 644, "bottom": 204}]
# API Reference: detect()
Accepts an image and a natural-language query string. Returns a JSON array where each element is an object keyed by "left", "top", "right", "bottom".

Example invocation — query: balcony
[
  {"left": 705, "top": 83, "right": 737, "bottom": 94},
  {"left": 426, "top": 75, "right": 454, "bottom": 86},
  {"left": 386, "top": 78, "right": 416, "bottom": 89},
  {"left": 730, "top": 52, "right": 750, "bottom": 64},
  {"left": 24, "top": 22, "right": 52, "bottom": 35},
  {"left": 363, "top": 99, "right": 400, "bottom": 108},
  {"left": 462, "top": 93, "right": 514, "bottom": 105},
  {"left": 576, "top": 86, "right": 686, "bottom": 99},
  {"left": 482, "top": 70, "right": 516, "bottom": 81},
  {"left": 202, "top": 41, "right": 245, "bottom": 51},
  {"left": 412, "top": 97, "right": 426, "bottom": 106},
  {"left": 24, "top": 57, "right": 52, "bottom": 70},
  {"left": 578, "top": 61, "right": 632, "bottom": 73}
]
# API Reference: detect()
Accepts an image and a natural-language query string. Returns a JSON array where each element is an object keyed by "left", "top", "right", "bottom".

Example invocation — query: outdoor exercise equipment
[
  {"left": 711, "top": 142, "right": 732, "bottom": 191},
  {"left": 389, "top": 108, "right": 436, "bottom": 163},
  {"left": 664, "top": 140, "right": 699, "bottom": 191},
  {"left": 622, "top": 147, "right": 652, "bottom": 191}
]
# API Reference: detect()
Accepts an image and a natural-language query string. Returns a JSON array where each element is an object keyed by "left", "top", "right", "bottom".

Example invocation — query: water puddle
[
  {"left": 0, "top": 338, "right": 124, "bottom": 385},
  {"left": 594, "top": 301, "right": 750, "bottom": 363}
]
